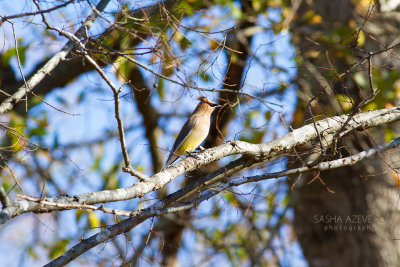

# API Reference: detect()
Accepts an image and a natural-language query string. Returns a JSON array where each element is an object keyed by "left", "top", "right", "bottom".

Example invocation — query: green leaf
[
  {"left": 200, "top": 72, "right": 210, "bottom": 82},
  {"left": 234, "top": 246, "right": 247, "bottom": 260},
  {"left": 16, "top": 45, "right": 27, "bottom": 66},
  {"left": 157, "top": 79, "right": 164, "bottom": 100},
  {"left": 27, "top": 246, "right": 39, "bottom": 259},
  {"left": 230, "top": 3, "right": 243, "bottom": 19},
  {"left": 223, "top": 191, "right": 239, "bottom": 206},
  {"left": 55, "top": 96, "right": 68, "bottom": 106},
  {"left": 30, "top": 127, "right": 47, "bottom": 136},
  {"left": 354, "top": 72, "right": 368, "bottom": 89},
  {"left": 49, "top": 239, "right": 69, "bottom": 259},
  {"left": 103, "top": 171, "right": 119, "bottom": 190},
  {"left": 265, "top": 110, "right": 272, "bottom": 121},
  {"left": 53, "top": 133, "right": 60, "bottom": 148},
  {"left": 239, "top": 130, "right": 265, "bottom": 144},
  {"left": 0, "top": 43, "right": 28, "bottom": 66},
  {"left": 77, "top": 91, "right": 86, "bottom": 104},
  {"left": 1, "top": 48, "right": 16, "bottom": 66}
]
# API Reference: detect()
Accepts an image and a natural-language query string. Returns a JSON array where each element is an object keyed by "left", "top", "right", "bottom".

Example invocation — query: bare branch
[
  {"left": 0, "top": 0, "right": 111, "bottom": 114},
  {"left": 1, "top": 105, "right": 399, "bottom": 224},
  {"left": 36, "top": 5, "right": 149, "bottom": 181},
  {"left": 16, "top": 194, "right": 143, "bottom": 217},
  {"left": 0, "top": 0, "right": 76, "bottom": 25},
  {"left": 231, "top": 136, "right": 400, "bottom": 185},
  {"left": 10, "top": 22, "right": 29, "bottom": 112},
  {"left": 43, "top": 135, "right": 400, "bottom": 266}
]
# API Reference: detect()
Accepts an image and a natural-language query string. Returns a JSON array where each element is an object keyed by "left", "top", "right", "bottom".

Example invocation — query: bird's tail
[{"left": 160, "top": 152, "right": 181, "bottom": 171}]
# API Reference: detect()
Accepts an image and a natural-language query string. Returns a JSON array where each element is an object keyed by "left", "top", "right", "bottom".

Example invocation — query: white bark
[{"left": 1, "top": 105, "right": 399, "bottom": 224}]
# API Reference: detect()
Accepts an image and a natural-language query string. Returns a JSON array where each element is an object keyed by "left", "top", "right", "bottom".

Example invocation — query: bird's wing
[
  {"left": 162, "top": 116, "right": 197, "bottom": 170},
  {"left": 171, "top": 116, "right": 197, "bottom": 152}
]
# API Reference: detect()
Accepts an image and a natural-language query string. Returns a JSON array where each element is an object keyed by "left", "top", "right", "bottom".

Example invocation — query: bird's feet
[{"left": 185, "top": 150, "right": 201, "bottom": 159}]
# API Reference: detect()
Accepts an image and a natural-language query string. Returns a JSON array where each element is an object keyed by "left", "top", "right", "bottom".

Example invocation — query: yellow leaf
[
  {"left": 395, "top": 79, "right": 400, "bottom": 96},
  {"left": 384, "top": 128, "right": 396, "bottom": 143},
  {"left": 76, "top": 209, "right": 84, "bottom": 221},
  {"left": 252, "top": 0, "right": 262, "bottom": 11},
  {"left": 272, "top": 21, "right": 286, "bottom": 34},
  {"left": 363, "top": 102, "right": 377, "bottom": 112},
  {"left": 87, "top": 210, "right": 101, "bottom": 228},
  {"left": 391, "top": 171, "right": 400, "bottom": 191},
  {"left": 356, "top": 30, "right": 366, "bottom": 46},
  {"left": 304, "top": 50, "right": 320, "bottom": 58},
  {"left": 173, "top": 30, "right": 184, "bottom": 43},
  {"left": 337, "top": 94, "right": 354, "bottom": 111},
  {"left": 356, "top": 0, "right": 374, "bottom": 12},
  {"left": 267, "top": 0, "right": 283, "bottom": 7},
  {"left": 292, "top": 109, "right": 304, "bottom": 127},
  {"left": 385, "top": 103, "right": 394, "bottom": 108},
  {"left": 310, "top": 14, "right": 322, "bottom": 24},
  {"left": 348, "top": 19, "right": 357, "bottom": 28},
  {"left": 209, "top": 39, "right": 220, "bottom": 50}
]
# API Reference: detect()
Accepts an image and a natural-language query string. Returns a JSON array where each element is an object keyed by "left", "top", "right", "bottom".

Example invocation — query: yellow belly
[{"left": 176, "top": 130, "right": 207, "bottom": 155}]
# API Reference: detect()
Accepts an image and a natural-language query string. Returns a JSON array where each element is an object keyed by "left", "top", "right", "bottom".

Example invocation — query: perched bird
[{"left": 161, "top": 97, "right": 221, "bottom": 171}]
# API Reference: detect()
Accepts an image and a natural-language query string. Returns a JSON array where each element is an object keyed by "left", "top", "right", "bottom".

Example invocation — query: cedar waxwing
[{"left": 161, "top": 97, "right": 221, "bottom": 171}]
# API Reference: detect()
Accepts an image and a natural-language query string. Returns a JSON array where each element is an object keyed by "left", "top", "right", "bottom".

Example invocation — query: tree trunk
[
  {"left": 288, "top": 1, "right": 400, "bottom": 266},
  {"left": 157, "top": 4, "right": 255, "bottom": 264}
]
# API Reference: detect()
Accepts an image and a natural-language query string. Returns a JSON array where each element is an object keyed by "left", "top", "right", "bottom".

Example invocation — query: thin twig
[
  {"left": 0, "top": 0, "right": 111, "bottom": 114},
  {"left": 308, "top": 95, "right": 324, "bottom": 153},
  {"left": 236, "top": 136, "right": 400, "bottom": 184},
  {"left": 86, "top": 40, "right": 281, "bottom": 107},
  {"left": 0, "top": 0, "right": 76, "bottom": 25},
  {"left": 330, "top": 51, "right": 379, "bottom": 151},
  {"left": 10, "top": 22, "right": 29, "bottom": 112},
  {"left": 30, "top": 91, "right": 80, "bottom": 116},
  {"left": 1, "top": 105, "right": 399, "bottom": 225},
  {"left": 36, "top": 3, "right": 148, "bottom": 181},
  {"left": 42, "top": 135, "right": 400, "bottom": 266}
]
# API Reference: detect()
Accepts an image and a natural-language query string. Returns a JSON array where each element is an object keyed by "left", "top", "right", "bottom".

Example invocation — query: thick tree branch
[
  {"left": 229, "top": 136, "right": 400, "bottom": 185},
  {"left": 1, "top": 105, "right": 399, "bottom": 224},
  {"left": 44, "top": 134, "right": 400, "bottom": 266},
  {"left": 0, "top": 0, "right": 179, "bottom": 114}
]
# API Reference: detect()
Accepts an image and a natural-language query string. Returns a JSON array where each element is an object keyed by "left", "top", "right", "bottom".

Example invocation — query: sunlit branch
[
  {"left": 1, "top": 105, "right": 399, "bottom": 225},
  {"left": 225, "top": 136, "right": 400, "bottom": 187},
  {"left": 17, "top": 194, "right": 143, "bottom": 217},
  {"left": 43, "top": 135, "right": 400, "bottom": 266}
]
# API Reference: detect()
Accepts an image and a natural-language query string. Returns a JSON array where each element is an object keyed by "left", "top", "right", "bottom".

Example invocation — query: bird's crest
[{"left": 198, "top": 96, "right": 219, "bottom": 107}]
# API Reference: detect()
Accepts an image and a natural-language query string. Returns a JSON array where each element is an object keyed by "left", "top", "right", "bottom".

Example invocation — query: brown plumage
[{"left": 161, "top": 97, "right": 220, "bottom": 171}]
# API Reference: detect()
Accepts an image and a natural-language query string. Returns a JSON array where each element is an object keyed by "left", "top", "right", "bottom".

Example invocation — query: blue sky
[{"left": 0, "top": 1, "right": 308, "bottom": 266}]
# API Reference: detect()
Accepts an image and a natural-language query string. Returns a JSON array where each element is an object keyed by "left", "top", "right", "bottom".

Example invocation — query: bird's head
[{"left": 197, "top": 96, "right": 221, "bottom": 108}]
